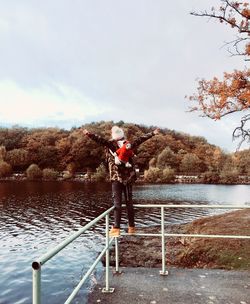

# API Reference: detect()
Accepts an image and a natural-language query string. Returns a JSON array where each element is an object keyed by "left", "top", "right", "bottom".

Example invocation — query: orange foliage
[
  {"left": 191, "top": 1, "right": 250, "bottom": 58},
  {"left": 190, "top": 1, "right": 250, "bottom": 146},
  {"left": 245, "top": 43, "right": 250, "bottom": 55},
  {"left": 189, "top": 69, "right": 250, "bottom": 119},
  {"left": 217, "top": 1, "right": 250, "bottom": 36}
]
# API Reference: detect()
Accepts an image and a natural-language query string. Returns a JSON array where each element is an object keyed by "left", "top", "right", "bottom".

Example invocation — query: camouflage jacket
[{"left": 87, "top": 132, "right": 155, "bottom": 184}]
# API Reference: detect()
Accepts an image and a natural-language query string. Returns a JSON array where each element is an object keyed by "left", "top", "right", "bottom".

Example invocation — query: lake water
[{"left": 0, "top": 181, "right": 249, "bottom": 304}]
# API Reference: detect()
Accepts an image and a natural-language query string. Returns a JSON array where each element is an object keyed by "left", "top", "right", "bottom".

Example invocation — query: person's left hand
[{"left": 153, "top": 128, "right": 160, "bottom": 135}]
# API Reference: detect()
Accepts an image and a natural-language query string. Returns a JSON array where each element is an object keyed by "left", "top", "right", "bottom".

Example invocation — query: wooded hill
[{"left": 0, "top": 121, "right": 249, "bottom": 183}]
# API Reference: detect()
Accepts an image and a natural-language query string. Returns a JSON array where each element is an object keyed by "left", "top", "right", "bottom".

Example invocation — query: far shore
[{"left": 1, "top": 172, "right": 250, "bottom": 185}]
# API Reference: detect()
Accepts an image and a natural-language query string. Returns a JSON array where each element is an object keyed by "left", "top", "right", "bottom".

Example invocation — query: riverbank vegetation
[{"left": 0, "top": 122, "right": 249, "bottom": 184}]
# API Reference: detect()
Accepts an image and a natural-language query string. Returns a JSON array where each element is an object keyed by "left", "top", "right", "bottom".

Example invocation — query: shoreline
[{"left": 0, "top": 175, "right": 250, "bottom": 185}]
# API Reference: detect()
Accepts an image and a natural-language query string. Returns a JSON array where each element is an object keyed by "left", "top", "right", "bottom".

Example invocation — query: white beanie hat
[{"left": 111, "top": 126, "right": 125, "bottom": 140}]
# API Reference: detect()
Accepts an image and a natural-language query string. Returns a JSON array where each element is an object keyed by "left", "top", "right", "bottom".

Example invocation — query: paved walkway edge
[{"left": 88, "top": 267, "right": 250, "bottom": 304}]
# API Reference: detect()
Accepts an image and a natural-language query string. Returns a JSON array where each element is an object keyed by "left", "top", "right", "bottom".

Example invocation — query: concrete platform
[{"left": 88, "top": 267, "right": 250, "bottom": 304}]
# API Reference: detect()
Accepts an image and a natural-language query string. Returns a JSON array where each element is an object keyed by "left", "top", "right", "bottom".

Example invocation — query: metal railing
[
  {"left": 32, "top": 206, "right": 116, "bottom": 304},
  {"left": 32, "top": 203, "right": 250, "bottom": 303},
  {"left": 131, "top": 204, "right": 250, "bottom": 276}
]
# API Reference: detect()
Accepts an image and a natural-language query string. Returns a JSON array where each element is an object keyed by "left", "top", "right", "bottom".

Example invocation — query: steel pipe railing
[
  {"left": 134, "top": 204, "right": 250, "bottom": 209},
  {"left": 32, "top": 203, "right": 250, "bottom": 303},
  {"left": 102, "top": 214, "right": 115, "bottom": 293},
  {"left": 32, "top": 206, "right": 115, "bottom": 304},
  {"left": 160, "top": 206, "right": 168, "bottom": 275},
  {"left": 121, "top": 204, "right": 250, "bottom": 276},
  {"left": 34, "top": 206, "right": 114, "bottom": 267}
]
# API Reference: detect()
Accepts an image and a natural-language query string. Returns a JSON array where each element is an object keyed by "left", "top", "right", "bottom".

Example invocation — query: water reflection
[
  {"left": 134, "top": 184, "right": 250, "bottom": 205},
  {"left": 0, "top": 181, "right": 249, "bottom": 304}
]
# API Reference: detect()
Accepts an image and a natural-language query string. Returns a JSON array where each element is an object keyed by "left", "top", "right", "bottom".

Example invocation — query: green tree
[
  {"left": 148, "top": 157, "right": 157, "bottom": 168},
  {"left": 162, "top": 167, "right": 175, "bottom": 183},
  {"left": 26, "top": 164, "right": 42, "bottom": 179},
  {"left": 92, "top": 163, "right": 108, "bottom": 182},
  {"left": 200, "top": 171, "right": 220, "bottom": 184},
  {"left": 180, "top": 153, "right": 202, "bottom": 175},
  {"left": 43, "top": 168, "right": 59, "bottom": 180},
  {"left": 144, "top": 167, "right": 162, "bottom": 183},
  {"left": 219, "top": 157, "right": 239, "bottom": 183},
  {"left": 156, "top": 147, "right": 178, "bottom": 169}
]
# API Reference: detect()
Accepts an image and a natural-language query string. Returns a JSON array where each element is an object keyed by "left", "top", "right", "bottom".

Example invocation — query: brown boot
[
  {"left": 128, "top": 226, "right": 136, "bottom": 235},
  {"left": 109, "top": 227, "right": 120, "bottom": 237}
]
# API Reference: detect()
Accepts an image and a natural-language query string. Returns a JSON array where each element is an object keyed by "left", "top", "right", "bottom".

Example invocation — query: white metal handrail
[
  {"left": 32, "top": 206, "right": 115, "bottom": 304},
  {"left": 126, "top": 204, "right": 250, "bottom": 276},
  {"left": 32, "top": 203, "right": 250, "bottom": 303},
  {"left": 134, "top": 204, "right": 250, "bottom": 209}
]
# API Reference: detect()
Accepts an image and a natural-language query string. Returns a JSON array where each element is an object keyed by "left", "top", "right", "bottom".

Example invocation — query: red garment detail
[{"left": 116, "top": 141, "right": 134, "bottom": 163}]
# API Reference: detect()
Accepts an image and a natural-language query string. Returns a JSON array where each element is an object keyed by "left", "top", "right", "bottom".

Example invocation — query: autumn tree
[
  {"left": 233, "top": 149, "right": 250, "bottom": 174},
  {"left": 189, "top": 0, "right": 250, "bottom": 147},
  {"left": 136, "top": 134, "right": 166, "bottom": 170},
  {"left": 0, "top": 127, "right": 28, "bottom": 150},
  {"left": 55, "top": 135, "right": 72, "bottom": 169},
  {"left": 0, "top": 161, "right": 12, "bottom": 177},
  {"left": 21, "top": 128, "right": 63, "bottom": 168},
  {"left": 0, "top": 145, "right": 6, "bottom": 161},
  {"left": 0, "top": 123, "right": 245, "bottom": 182},
  {"left": 208, "top": 147, "right": 227, "bottom": 172},
  {"left": 68, "top": 129, "right": 105, "bottom": 170},
  {"left": 6, "top": 148, "right": 29, "bottom": 170},
  {"left": 219, "top": 155, "right": 239, "bottom": 183}
]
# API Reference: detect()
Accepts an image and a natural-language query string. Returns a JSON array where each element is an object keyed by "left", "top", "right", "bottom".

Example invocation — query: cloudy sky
[{"left": 0, "top": 0, "right": 248, "bottom": 151}]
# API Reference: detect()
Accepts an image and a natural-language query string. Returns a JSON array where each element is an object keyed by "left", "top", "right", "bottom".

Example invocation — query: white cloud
[
  {"left": 0, "top": 0, "right": 248, "bottom": 151},
  {"left": 0, "top": 18, "right": 9, "bottom": 33},
  {"left": 0, "top": 80, "right": 112, "bottom": 125}
]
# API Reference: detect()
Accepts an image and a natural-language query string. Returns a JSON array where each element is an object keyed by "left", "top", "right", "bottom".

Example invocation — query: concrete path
[{"left": 88, "top": 267, "right": 250, "bottom": 304}]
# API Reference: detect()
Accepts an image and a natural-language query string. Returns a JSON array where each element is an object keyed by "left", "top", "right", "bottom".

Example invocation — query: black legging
[{"left": 112, "top": 181, "right": 135, "bottom": 228}]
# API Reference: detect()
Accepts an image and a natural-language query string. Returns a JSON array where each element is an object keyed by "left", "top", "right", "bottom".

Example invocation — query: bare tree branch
[
  {"left": 189, "top": 1, "right": 250, "bottom": 148},
  {"left": 233, "top": 114, "right": 250, "bottom": 149}
]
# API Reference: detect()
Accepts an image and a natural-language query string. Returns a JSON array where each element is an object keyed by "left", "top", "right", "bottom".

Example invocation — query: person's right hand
[{"left": 82, "top": 129, "right": 90, "bottom": 135}]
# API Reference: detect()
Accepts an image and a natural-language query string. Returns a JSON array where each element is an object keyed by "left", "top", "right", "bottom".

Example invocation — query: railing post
[
  {"left": 102, "top": 214, "right": 115, "bottom": 293},
  {"left": 160, "top": 206, "right": 168, "bottom": 276},
  {"left": 32, "top": 262, "right": 41, "bottom": 304},
  {"left": 115, "top": 237, "right": 120, "bottom": 273}
]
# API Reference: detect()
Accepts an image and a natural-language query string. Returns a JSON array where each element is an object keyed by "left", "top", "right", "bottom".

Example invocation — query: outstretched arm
[
  {"left": 132, "top": 128, "right": 160, "bottom": 148},
  {"left": 82, "top": 129, "right": 112, "bottom": 148}
]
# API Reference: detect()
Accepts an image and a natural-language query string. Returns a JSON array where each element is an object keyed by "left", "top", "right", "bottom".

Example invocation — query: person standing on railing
[{"left": 82, "top": 125, "right": 160, "bottom": 237}]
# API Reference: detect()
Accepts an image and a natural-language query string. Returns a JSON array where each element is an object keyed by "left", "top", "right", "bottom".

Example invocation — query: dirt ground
[{"left": 107, "top": 209, "right": 250, "bottom": 270}]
